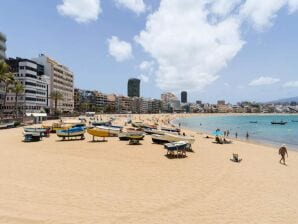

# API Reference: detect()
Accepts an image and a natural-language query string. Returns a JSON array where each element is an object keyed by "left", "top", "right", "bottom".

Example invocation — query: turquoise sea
[{"left": 172, "top": 115, "right": 298, "bottom": 150}]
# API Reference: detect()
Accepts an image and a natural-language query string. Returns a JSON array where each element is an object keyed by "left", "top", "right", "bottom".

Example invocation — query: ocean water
[{"left": 173, "top": 115, "right": 298, "bottom": 150}]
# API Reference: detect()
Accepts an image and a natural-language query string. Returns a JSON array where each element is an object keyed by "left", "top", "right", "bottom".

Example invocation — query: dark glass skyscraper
[
  {"left": 0, "top": 32, "right": 7, "bottom": 60},
  {"left": 181, "top": 91, "right": 187, "bottom": 103},
  {"left": 128, "top": 78, "right": 140, "bottom": 97}
]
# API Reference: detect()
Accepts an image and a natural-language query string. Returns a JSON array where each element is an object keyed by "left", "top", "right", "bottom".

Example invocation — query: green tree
[
  {"left": 50, "top": 91, "right": 63, "bottom": 115},
  {"left": 0, "top": 61, "right": 15, "bottom": 113},
  {"left": 11, "top": 81, "right": 24, "bottom": 117}
]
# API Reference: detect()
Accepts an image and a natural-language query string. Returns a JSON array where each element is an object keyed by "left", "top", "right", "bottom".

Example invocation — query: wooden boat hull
[
  {"left": 93, "top": 126, "right": 121, "bottom": 136},
  {"left": 164, "top": 141, "right": 188, "bottom": 151},
  {"left": 152, "top": 133, "right": 195, "bottom": 144},
  {"left": 57, "top": 127, "right": 86, "bottom": 138},
  {"left": 271, "top": 122, "right": 287, "bottom": 125},
  {"left": 0, "top": 122, "right": 15, "bottom": 129},
  {"left": 118, "top": 132, "right": 145, "bottom": 141},
  {"left": 87, "top": 127, "right": 110, "bottom": 137}
]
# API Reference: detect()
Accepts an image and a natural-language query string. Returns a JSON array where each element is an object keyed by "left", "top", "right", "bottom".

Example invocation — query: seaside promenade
[{"left": 0, "top": 114, "right": 298, "bottom": 223}]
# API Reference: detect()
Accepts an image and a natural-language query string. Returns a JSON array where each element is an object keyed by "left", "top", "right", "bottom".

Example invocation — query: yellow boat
[{"left": 87, "top": 127, "right": 110, "bottom": 137}]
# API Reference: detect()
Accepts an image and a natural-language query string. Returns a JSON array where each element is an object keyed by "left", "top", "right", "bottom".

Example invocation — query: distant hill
[{"left": 267, "top": 96, "right": 298, "bottom": 104}]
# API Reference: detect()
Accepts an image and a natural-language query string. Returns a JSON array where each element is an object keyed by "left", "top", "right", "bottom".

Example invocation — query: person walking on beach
[{"left": 279, "top": 144, "right": 288, "bottom": 165}]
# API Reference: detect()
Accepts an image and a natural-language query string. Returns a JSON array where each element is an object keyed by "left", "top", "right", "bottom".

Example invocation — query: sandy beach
[{"left": 0, "top": 114, "right": 298, "bottom": 224}]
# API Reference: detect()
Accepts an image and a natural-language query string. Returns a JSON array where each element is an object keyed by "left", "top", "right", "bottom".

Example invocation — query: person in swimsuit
[{"left": 279, "top": 144, "right": 288, "bottom": 165}]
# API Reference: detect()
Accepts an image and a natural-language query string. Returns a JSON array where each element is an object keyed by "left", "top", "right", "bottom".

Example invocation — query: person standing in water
[
  {"left": 235, "top": 132, "right": 238, "bottom": 138},
  {"left": 246, "top": 131, "right": 249, "bottom": 139},
  {"left": 279, "top": 144, "right": 288, "bottom": 165}
]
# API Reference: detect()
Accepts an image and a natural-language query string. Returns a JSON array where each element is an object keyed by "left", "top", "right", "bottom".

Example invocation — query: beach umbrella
[{"left": 212, "top": 130, "right": 223, "bottom": 136}]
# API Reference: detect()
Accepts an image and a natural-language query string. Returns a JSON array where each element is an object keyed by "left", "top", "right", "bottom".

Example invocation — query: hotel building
[
  {"left": 33, "top": 54, "right": 74, "bottom": 113},
  {"left": 5, "top": 57, "right": 49, "bottom": 113}
]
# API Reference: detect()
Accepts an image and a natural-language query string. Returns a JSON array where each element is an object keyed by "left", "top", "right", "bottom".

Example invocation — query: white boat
[
  {"left": 152, "top": 133, "right": 195, "bottom": 144},
  {"left": 94, "top": 125, "right": 121, "bottom": 137},
  {"left": 0, "top": 121, "right": 15, "bottom": 129}
]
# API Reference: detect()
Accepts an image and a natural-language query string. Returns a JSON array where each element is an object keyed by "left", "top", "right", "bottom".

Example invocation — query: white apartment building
[
  {"left": 33, "top": 54, "right": 74, "bottom": 113},
  {"left": 5, "top": 58, "right": 49, "bottom": 113}
]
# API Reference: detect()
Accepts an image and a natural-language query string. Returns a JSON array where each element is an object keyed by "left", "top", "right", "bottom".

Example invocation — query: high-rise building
[
  {"left": 181, "top": 91, "right": 187, "bottom": 103},
  {"left": 33, "top": 54, "right": 74, "bottom": 113},
  {"left": 0, "top": 32, "right": 7, "bottom": 60},
  {"left": 161, "top": 92, "right": 177, "bottom": 103},
  {"left": 127, "top": 78, "right": 140, "bottom": 97},
  {"left": 217, "top": 100, "right": 226, "bottom": 106},
  {"left": 5, "top": 57, "right": 49, "bottom": 114}
]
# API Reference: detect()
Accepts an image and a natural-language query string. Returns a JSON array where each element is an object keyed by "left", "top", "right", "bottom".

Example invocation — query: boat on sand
[
  {"left": 152, "top": 133, "right": 195, "bottom": 144},
  {"left": 56, "top": 126, "right": 86, "bottom": 139},
  {"left": 118, "top": 132, "right": 145, "bottom": 141}
]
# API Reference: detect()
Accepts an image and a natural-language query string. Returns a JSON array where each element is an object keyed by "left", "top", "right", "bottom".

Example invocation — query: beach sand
[{"left": 0, "top": 114, "right": 298, "bottom": 223}]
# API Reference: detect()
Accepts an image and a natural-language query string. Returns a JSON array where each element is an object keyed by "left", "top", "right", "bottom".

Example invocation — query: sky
[{"left": 1, "top": 0, "right": 298, "bottom": 104}]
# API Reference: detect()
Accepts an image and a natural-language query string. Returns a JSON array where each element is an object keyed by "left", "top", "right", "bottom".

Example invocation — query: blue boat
[{"left": 57, "top": 126, "right": 86, "bottom": 140}]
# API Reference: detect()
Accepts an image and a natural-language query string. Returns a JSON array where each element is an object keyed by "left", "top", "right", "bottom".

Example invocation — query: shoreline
[{"left": 170, "top": 113, "right": 298, "bottom": 153}]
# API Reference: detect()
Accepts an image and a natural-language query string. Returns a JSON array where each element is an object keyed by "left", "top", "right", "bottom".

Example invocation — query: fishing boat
[
  {"left": 143, "top": 128, "right": 165, "bottom": 135},
  {"left": 23, "top": 131, "right": 43, "bottom": 142},
  {"left": 118, "top": 132, "right": 145, "bottom": 141},
  {"left": 249, "top": 121, "right": 258, "bottom": 124},
  {"left": 164, "top": 141, "right": 189, "bottom": 151},
  {"left": 161, "top": 127, "right": 181, "bottom": 133},
  {"left": 271, "top": 121, "right": 287, "bottom": 125},
  {"left": 87, "top": 126, "right": 121, "bottom": 138},
  {"left": 24, "top": 127, "right": 49, "bottom": 137},
  {"left": 44, "top": 120, "right": 86, "bottom": 133},
  {"left": 92, "top": 125, "right": 121, "bottom": 136},
  {"left": 152, "top": 133, "right": 195, "bottom": 144},
  {"left": 131, "top": 122, "right": 143, "bottom": 128},
  {"left": 56, "top": 126, "right": 86, "bottom": 139},
  {"left": 291, "top": 120, "right": 298, "bottom": 122},
  {"left": 92, "top": 120, "right": 112, "bottom": 127},
  {"left": 0, "top": 121, "right": 15, "bottom": 129}
]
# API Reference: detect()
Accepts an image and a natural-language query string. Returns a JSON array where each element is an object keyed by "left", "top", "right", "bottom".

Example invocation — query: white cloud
[
  {"left": 107, "top": 36, "right": 133, "bottom": 62},
  {"left": 57, "top": 0, "right": 101, "bottom": 23},
  {"left": 135, "top": 0, "right": 298, "bottom": 92},
  {"left": 136, "top": 0, "right": 244, "bottom": 91},
  {"left": 139, "top": 60, "right": 154, "bottom": 71},
  {"left": 209, "top": 0, "right": 242, "bottom": 17},
  {"left": 138, "top": 74, "right": 149, "bottom": 83},
  {"left": 239, "top": 0, "right": 287, "bottom": 30},
  {"left": 114, "top": 0, "right": 146, "bottom": 14},
  {"left": 283, "top": 81, "right": 298, "bottom": 87},
  {"left": 288, "top": 0, "right": 298, "bottom": 13},
  {"left": 239, "top": 0, "right": 298, "bottom": 30},
  {"left": 249, "top": 76, "right": 280, "bottom": 86}
]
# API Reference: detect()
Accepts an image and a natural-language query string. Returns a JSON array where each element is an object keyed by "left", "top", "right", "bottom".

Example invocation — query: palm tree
[
  {"left": 11, "top": 81, "right": 24, "bottom": 117},
  {"left": 3, "top": 72, "right": 15, "bottom": 111},
  {"left": 50, "top": 91, "right": 63, "bottom": 115},
  {"left": 0, "top": 61, "right": 15, "bottom": 114}
]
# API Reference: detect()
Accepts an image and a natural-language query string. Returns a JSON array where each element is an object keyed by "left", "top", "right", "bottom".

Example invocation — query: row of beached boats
[{"left": 23, "top": 119, "right": 195, "bottom": 145}]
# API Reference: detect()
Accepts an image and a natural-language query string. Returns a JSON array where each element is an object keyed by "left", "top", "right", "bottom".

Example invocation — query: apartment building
[
  {"left": 33, "top": 54, "right": 74, "bottom": 113},
  {"left": 5, "top": 57, "right": 49, "bottom": 113}
]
